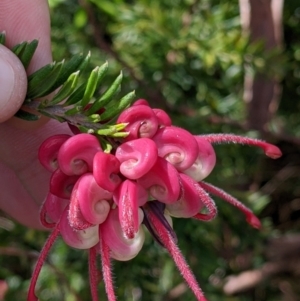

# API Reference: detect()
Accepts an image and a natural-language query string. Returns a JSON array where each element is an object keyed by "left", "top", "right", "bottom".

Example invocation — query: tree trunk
[{"left": 239, "top": 0, "right": 284, "bottom": 132}]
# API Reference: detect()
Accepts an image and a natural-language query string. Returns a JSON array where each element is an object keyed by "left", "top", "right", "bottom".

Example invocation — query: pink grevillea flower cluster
[{"left": 29, "top": 99, "right": 282, "bottom": 301}]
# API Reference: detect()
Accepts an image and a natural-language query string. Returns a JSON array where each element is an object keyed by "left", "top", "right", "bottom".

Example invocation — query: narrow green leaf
[
  {"left": 76, "top": 125, "right": 93, "bottom": 133},
  {"left": 99, "top": 91, "right": 135, "bottom": 121},
  {"left": 80, "top": 67, "right": 100, "bottom": 107},
  {"left": 96, "top": 127, "right": 118, "bottom": 136},
  {"left": 18, "top": 39, "right": 38, "bottom": 69},
  {"left": 64, "top": 82, "right": 86, "bottom": 106},
  {"left": 27, "top": 63, "right": 55, "bottom": 94},
  {"left": 78, "top": 51, "right": 91, "bottom": 72},
  {"left": 113, "top": 122, "right": 128, "bottom": 131},
  {"left": 81, "top": 62, "right": 108, "bottom": 107},
  {"left": 87, "top": 114, "right": 101, "bottom": 123},
  {"left": 14, "top": 109, "right": 39, "bottom": 121},
  {"left": 12, "top": 41, "right": 27, "bottom": 57},
  {"left": 96, "top": 126, "right": 129, "bottom": 137},
  {"left": 109, "top": 131, "right": 129, "bottom": 138},
  {"left": 0, "top": 32, "right": 6, "bottom": 45},
  {"left": 86, "top": 71, "right": 122, "bottom": 115},
  {"left": 65, "top": 106, "right": 82, "bottom": 116},
  {"left": 27, "top": 61, "right": 64, "bottom": 98},
  {"left": 52, "top": 53, "right": 87, "bottom": 90},
  {"left": 100, "top": 139, "right": 113, "bottom": 153},
  {"left": 48, "top": 71, "right": 80, "bottom": 105}
]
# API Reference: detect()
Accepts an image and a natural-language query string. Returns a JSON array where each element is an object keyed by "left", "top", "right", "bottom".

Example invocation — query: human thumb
[{"left": 0, "top": 44, "right": 27, "bottom": 123}]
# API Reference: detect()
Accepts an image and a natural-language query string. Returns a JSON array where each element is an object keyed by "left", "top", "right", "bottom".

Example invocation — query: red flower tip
[
  {"left": 246, "top": 214, "right": 261, "bottom": 229},
  {"left": 264, "top": 144, "right": 282, "bottom": 159}
]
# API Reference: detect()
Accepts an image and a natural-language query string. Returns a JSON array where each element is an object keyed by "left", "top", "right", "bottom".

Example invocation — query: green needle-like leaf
[
  {"left": 96, "top": 126, "right": 119, "bottom": 136},
  {"left": 52, "top": 53, "right": 88, "bottom": 91},
  {"left": 87, "top": 114, "right": 101, "bottom": 122},
  {"left": 109, "top": 131, "right": 129, "bottom": 138},
  {"left": 27, "top": 63, "right": 55, "bottom": 95},
  {"left": 0, "top": 32, "right": 6, "bottom": 45},
  {"left": 14, "top": 109, "right": 39, "bottom": 121},
  {"left": 80, "top": 62, "right": 108, "bottom": 107},
  {"left": 78, "top": 51, "right": 91, "bottom": 71},
  {"left": 18, "top": 39, "right": 38, "bottom": 69},
  {"left": 63, "top": 82, "right": 86, "bottom": 106},
  {"left": 86, "top": 71, "right": 122, "bottom": 115},
  {"left": 65, "top": 106, "right": 82, "bottom": 116},
  {"left": 12, "top": 41, "right": 27, "bottom": 57},
  {"left": 27, "top": 61, "right": 64, "bottom": 98},
  {"left": 99, "top": 91, "right": 135, "bottom": 121},
  {"left": 48, "top": 71, "right": 80, "bottom": 105}
]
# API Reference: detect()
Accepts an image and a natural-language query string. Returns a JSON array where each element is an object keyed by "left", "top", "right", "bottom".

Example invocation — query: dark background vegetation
[{"left": 1, "top": 0, "right": 300, "bottom": 300}]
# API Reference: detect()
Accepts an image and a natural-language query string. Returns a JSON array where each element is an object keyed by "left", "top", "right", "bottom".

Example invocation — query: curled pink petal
[
  {"left": 60, "top": 209, "right": 100, "bottom": 249},
  {"left": 166, "top": 174, "right": 203, "bottom": 218},
  {"left": 100, "top": 208, "right": 145, "bottom": 261},
  {"left": 69, "top": 173, "right": 112, "bottom": 228},
  {"left": 152, "top": 108, "right": 172, "bottom": 127},
  {"left": 50, "top": 168, "right": 80, "bottom": 199},
  {"left": 184, "top": 137, "right": 216, "bottom": 181},
  {"left": 40, "top": 193, "right": 69, "bottom": 228},
  {"left": 58, "top": 133, "right": 102, "bottom": 175},
  {"left": 200, "top": 134, "right": 282, "bottom": 159},
  {"left": 132, "top": 99, "right": 149, "bottom": 106},
  {"left": 116, "top": 138, "right": 158, "bottom": 179},
  {"left": 137, "top": 157, "right": 180, "bottom": 204},
  {"left": 113, "top": 180, "right": 143, "bottom": 239},
  {"left": 152, "top": 126, "right": 199, "bottom": 171},
  {"left": 117, "top": 105, "right": 159, "bottom": 140},
  {"left": 93, "top": 152, "right": 121, "bottom": 191},
  {"left": 38, "top": 134, "right": 71, "bottom": 172}
]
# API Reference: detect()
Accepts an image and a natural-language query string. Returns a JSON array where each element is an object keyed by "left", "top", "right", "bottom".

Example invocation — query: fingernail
[
  {"left": 0, "top": 45, "right": 27, "bottom": 123},
  {"left": 0, "top": 57, "right": 15, "bottom": 111}
]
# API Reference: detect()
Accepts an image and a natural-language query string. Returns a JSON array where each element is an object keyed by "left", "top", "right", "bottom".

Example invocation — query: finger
[
  {"left": 0, "top": 162, "right": 45, "bottom": 229},
  {"left": 0, "top": 45, "right": 27, "bottom": 123},
  {"left": 0, "top": 0, "right": 52, "bottom": 126},
  {"left": 0, "top": 0, "right": 52, "bottom": 74},
  {"left": 0, "top": 119, "right": 73, "bottom": 229}
]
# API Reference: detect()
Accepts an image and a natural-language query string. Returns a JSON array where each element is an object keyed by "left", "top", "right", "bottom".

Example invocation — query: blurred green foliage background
[{"left": 1, "top": 0, "right": 300, "bottom": 300}]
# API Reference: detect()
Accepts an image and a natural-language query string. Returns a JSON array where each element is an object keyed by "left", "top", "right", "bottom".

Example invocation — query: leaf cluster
[{"left": 0, "top": 32, "right": 135, "bottom": 139}]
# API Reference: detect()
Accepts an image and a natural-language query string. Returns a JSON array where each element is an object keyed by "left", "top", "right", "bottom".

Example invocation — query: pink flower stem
[
  {"left": 146, "top": 205, "right": 207, "bottom": 301},
  {"left": 200, "top": 134, "right": 282, "bottom": 159},
  {"left": 193, "top": 185, "right": 217, "bottom": 221},
  {"left": 199, "top": 181, "right": 261, "bottom": 229},
  {"left": 27, "top": 223, "right": 60, "bottom": 301},
  {"left": 89, "top": 246, "right": 100, "bottom": 301},
  {"left": 99, "top": 229, "right": 117, "bottom": 301}
]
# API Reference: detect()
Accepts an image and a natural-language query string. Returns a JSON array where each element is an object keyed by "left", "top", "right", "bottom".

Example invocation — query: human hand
[{"left": 0, "top": 0, "right": 72, "bottom": 228}]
